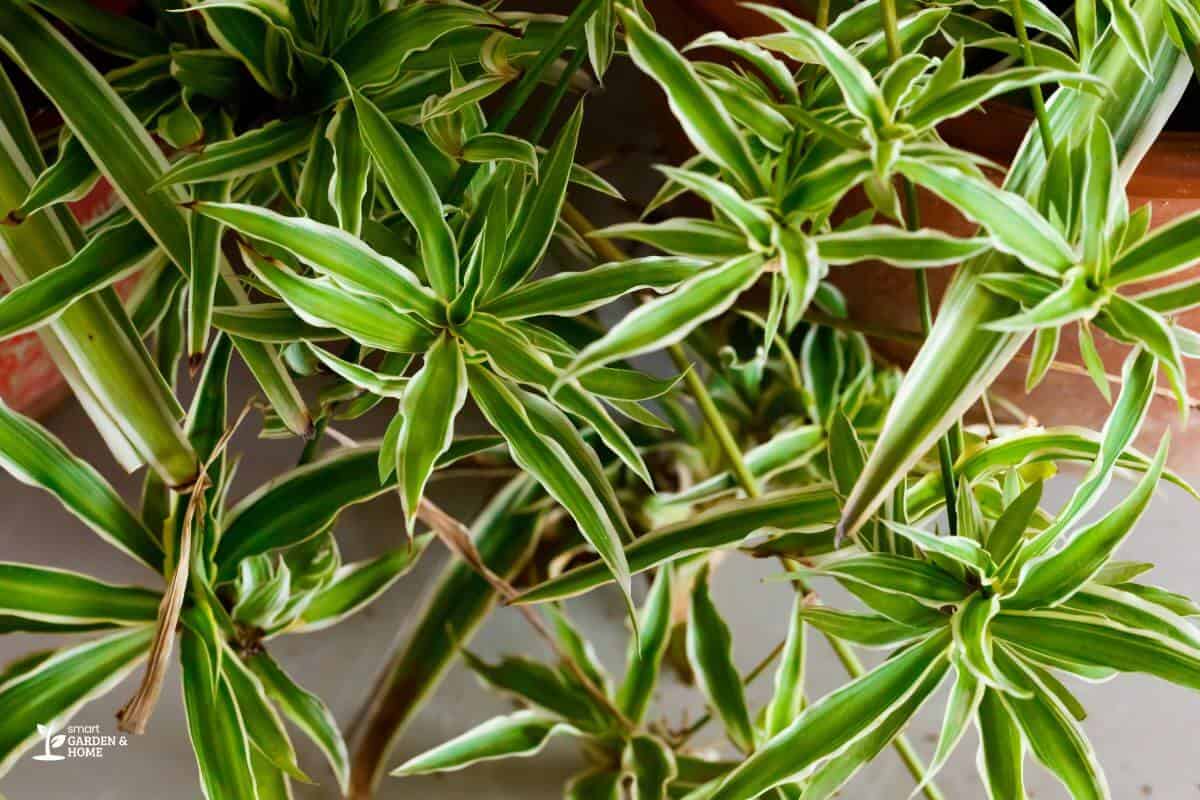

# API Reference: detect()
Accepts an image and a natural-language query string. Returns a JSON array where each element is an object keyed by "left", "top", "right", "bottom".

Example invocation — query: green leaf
[
  {"left": 985, "top": 481, "right": 1043, "bottom": 566},
  {"left": 1011, "top": 349, "right": 1159, "bottom": 570},
  {"left": 212, "top": 303, "right": 341, "bottom": 343},
  {"left": 1062, "top": 584, "right": 1200, "bottom": 649},
  {"left": 238, "top": 243, "right": 437, "bottom": 353},
  {"left": 747, "top": 5, "right": 889, "bottom": 130},
  {"left": 764, "top": 593, "right": 806, "bottom": 737},
  {"left": 837, "top": 23, "right": 1186, "bottom": 541},
  {"left": 421, "top": 73, "right": 510, "bottom": 122},
  {"left": 706, "top": 630, "right": 951, "bottom": 800},
  {"left": 564, "top": 254, "right": 765, "bottom": 379},
  {"left": 462, "top": 315, "right": 651, "bottom": 485},
  {"left": 984, "top": 270, "right": 1104, "bottom": 332},
  {"left": 1111, "top": 210, "right": 1200, "bottom": 285},
  {"left": 1008, "top": 434, "right": 1167, "bottom": 608},
  {"left": 798, "top": 651, "right": 950, "bottom": 800},
  {"left": 896, "top": 158, "right": 1076, "bottom": 276},
  {"left": 394, "top": 711, "right": 578, "bottom": 776},
  {"left": 656, "top": 165, "right": 773, "bottom": 248},
  {"left": 617, "top": 5, "right": 764, "bottom": 195},
  {"left": 815, "top": 226, "right": 991, "bottom": 267},
  {"left": 187, "top": 169, "right": 232, "bottom": 361},
  {"left": 220, "top": 645, "right": 308, "bottom": 782},
  {"left": 0, "top": 216, "right": 156, "bottom": 339},
  {"left": 305, "top": 343, "right": 410, "bottom": 398},
  {"left": 993, "top": 610, "right": 1200, "bottom": 690},
  {"left": 296, "top": 538, "right": 430, "bottom": 633},
  {"left": 180, "top": 631, "right": 256, "bottom": 800},
  {"left": 461, "top": 133, "right": 539, "bottom": 175},
  {"left": 885, "top": 523, "right": 996, "bottom": 577},
  {"left": 322, "top": 3, "right": 497, "bottom": 98},
  {"left": 196, "top": 203, "right": 441, "bottom": 322},
  {"left": 795, "top": 605, "right": 931, "bottom": 648},
  {"left": 1105, "top": 0, "right": 1153, "bottom": 75},
  {"left": 351, "top": 88, "right": 458, "bottom": 298},
  {"left": 0, "top": 3, "right": 193, "bottom": 264},
  {"left": 492, "top": 103, "right": 585, "bottom": 294},
  {"left": 685, "top": 30, "right": 797, "bottom": 102},
  {"left": 780, "top": 152, "right": 873, "bottom": 215},
  {"left": 8, "top": 134, "right": 98, "bottom": 222},
  {"left": 688, "top": 563, "right": 756, "bottom": 753},
  {"left": 776, "top": 226, "right": 824, "bottom": 330},
  {"left": 397, "top": 334, "right": 468, "bottom": 529},
  {"left": 0, "top": 563, "right": 159, "bottom": 626},
  {"left": 624, "top": 735, "right": 677, "bottom": 800},
  {"left": 485, "top": 257, "right": 707, "bottom": 319},
  {"left": 247, "top": 650, "right": 349, "bottom": 794},
  {"left": 616, "top": 565, "right": 674, "bottom": 724},
  {"left": 0, "top": 400, "right": 161, "bottom": 571},
  {"left": 802, "top": 554, "right": 968, "bottom": 606},
  {"left": 566, "top": 770, "right": 622, "bottom": 800},
  {"left": 905, "top": 66, "right": 1103, "bottom": 131},
  {"left": 154, "top": 116, "right": 315, "bottom": 189},
  {"left": 912, "top": 661, "right": 983, "bottom": 798},
  {"left": 465, "top": 653, "right": 604, "bottom": 731},
  {"left": 31, "top": 0, "right": 166, "bottom": 57},
  {"left": 591, "top": 218, "right": 747, "bottom": 259},
  {"left": 467, "top": 364, "right": 632, "bottom": 608},
  {"left": 993, "top": 647, "right": 1107, "bottom": 799},
  {"left": 515, "top": 487, "right": 838, "bottom": 604},
  {"left": 519, "top": 390, "right": 640, "bottom": 562},
  {"left": 976, "top": 688, "right": 1026, "bottom": 800},
  {"left": 1077, "top": 323, "right": 1112, "bottom": 402},
  {"left": 827, "top": 410, "right": 866, "bottom": 500},
  {"left": 1105, "top": 294, "right": 1188, "bottom": 413},
  {"left": 326, "top": 102, "right": 371, "bottom": 238},
  {"left": 586, "top": 0, "right": 616, "bottom": 80},
  {"left": 954, "top": 593, "right": 1027, "bottom": 696}
]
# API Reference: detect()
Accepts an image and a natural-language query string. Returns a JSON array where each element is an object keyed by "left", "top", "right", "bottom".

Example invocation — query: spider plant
[{"left": 2, "top": 0, "right": 1200, "bottom": 797}]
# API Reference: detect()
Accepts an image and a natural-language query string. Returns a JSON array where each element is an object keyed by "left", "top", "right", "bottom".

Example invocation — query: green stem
[
  {"left": 667, "top": 345, "right": 762, "bottom": 499},
  {"left": 528, "top": 45, "right": 589, "bottom": 145},
  {"left": 446, "top": 0, "right": 600, "bottom": 202},
  {"left": 817, "top": 0, "right": 831, "bottom": 29},
  {"left": 880, "top": 0, "right": 903, "bottom": 61},
  {"left": 1010, "top": 0, "right": 1055, "bottom": 155}
]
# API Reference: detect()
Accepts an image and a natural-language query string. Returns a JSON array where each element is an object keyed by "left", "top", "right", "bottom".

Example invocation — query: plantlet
[{"left": 1, "top": 0, "right": 1200, "bottom": 798}]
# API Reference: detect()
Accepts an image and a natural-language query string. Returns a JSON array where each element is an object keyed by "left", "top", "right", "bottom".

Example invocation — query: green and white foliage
[{"left": 2, "top": 0, "right": 1200, "bottom": 797}]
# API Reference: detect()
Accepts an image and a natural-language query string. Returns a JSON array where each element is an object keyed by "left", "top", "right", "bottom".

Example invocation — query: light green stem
[{"left": 1011, "top": 0, "right": 1055, "bottom": 154}]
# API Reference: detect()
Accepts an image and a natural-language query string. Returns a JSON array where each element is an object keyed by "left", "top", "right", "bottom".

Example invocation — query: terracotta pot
[{"left": 650, "top": 0, "right": 1200, "bottom": 469}]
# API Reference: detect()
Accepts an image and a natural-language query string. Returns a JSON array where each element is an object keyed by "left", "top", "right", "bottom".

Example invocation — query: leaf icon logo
[{"left": 33, "top": 721, "right": 66, "bottom": 761}]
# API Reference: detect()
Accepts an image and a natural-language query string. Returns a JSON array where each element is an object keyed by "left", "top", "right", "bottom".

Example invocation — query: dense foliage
[{"left": 1, "top": 0, "right": 1200, "bottom": 797}]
